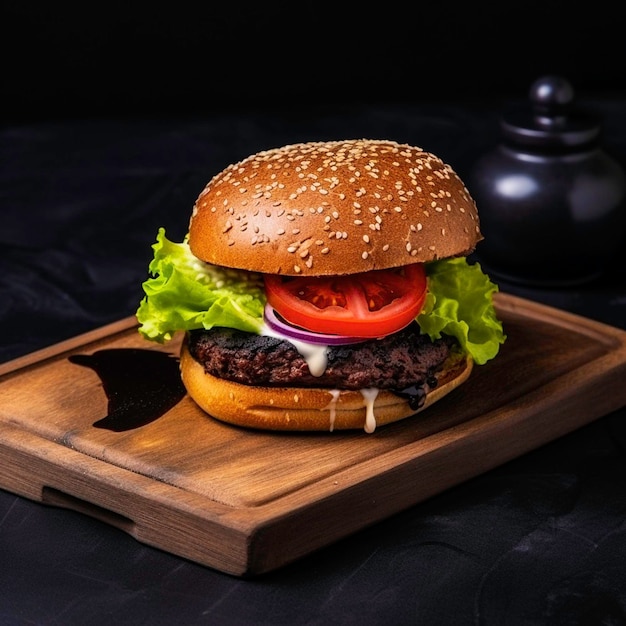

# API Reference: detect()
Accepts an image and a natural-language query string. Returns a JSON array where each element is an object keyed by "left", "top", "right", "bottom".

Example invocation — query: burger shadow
[{"left": 68, "top": 348, "right": 186, "bottom": 431}]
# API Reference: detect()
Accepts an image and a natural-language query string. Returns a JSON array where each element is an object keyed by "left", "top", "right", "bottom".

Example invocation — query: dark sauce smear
[
  {"left": 68, "top": 349, "right": 186, "bottom": 431},
  {"left": 394, "top": 376, "right": 438, "bottom": 411}
]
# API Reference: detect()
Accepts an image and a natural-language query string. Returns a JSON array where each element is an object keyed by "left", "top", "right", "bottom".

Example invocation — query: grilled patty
[{"left": 186, "top": 323, "right": 455, "bottom": 391}]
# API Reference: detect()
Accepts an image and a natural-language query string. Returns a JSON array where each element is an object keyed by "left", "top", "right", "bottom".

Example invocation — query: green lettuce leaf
[
  {"left": 417, "top": 257, "right": 505, "bottom": 365},
  {"left": 136, "top": 228, "right": 266, "bottom": 342},
  {"left": 136, "top": 230, "right": 506, "bottom": 364}
]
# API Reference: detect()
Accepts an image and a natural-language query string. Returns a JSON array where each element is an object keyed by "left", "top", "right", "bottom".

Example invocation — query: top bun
[{"left": 188, "top": 139, "right": 482, "bottom": 276}]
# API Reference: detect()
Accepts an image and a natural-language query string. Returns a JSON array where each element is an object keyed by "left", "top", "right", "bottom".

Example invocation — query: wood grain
[{"left": 1, "top": 293, "right": 626, "bottom": 576}]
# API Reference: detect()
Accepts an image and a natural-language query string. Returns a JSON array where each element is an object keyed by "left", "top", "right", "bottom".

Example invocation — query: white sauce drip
[
  {"left": 324, "top": 390, "right": 341, "bottom": 432},
  {"left": 259, "top": 323, "right": 381, "bottom": 434},
  {"left": 361, "top": 388, "right": 380, "bottom": 433},
  {"left": 260, "top": 323, "right": 329, "bottom": 377}
]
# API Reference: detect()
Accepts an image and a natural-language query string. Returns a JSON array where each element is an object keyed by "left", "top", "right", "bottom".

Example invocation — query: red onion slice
[{"left": 263, "top": 304, "right": 368, "bottom": 345}]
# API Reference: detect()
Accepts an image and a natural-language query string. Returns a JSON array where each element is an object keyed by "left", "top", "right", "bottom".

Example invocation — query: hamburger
[{"left": 137, "top": 139, "right": 505, "bottom": 433}]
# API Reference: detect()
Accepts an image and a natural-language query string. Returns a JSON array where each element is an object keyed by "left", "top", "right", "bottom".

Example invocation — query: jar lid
[{"left": 501, "top": 75, "right": 600, "bottom": 148}]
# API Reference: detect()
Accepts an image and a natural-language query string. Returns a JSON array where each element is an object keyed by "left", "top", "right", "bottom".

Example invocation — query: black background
[{"left": 4, "top": 1, "right": 626, "bottom": 123}]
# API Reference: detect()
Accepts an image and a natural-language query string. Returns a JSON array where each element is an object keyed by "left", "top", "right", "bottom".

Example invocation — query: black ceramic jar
[{"left": 469, "top": 76, "right": 626, "bottom": 286}]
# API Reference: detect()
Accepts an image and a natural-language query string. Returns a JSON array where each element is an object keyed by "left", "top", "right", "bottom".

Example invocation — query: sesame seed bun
[
  {"left": 179, "top": 342, "right": 473, "bottom": 433},
  {"left": 188, "top": 139, "right": 482, "bottom": 276}
]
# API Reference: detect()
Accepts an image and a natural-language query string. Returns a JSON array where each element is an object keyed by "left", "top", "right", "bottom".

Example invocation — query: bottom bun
[{"left": 179, "top": 342, "right": 473, "bottom": 433}]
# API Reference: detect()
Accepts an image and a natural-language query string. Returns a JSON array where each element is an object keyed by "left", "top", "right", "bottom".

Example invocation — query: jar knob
[
  {"left": 529, "top": 75, "right": 574, "bottom": 130},
  {"left": 501, "top": 74, "right": 599, "bottom": 148}
]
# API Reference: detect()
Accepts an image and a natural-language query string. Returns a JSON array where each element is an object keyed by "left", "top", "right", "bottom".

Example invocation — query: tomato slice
[{"left": 264, "top": 264, "right": 427, "bottom": 338}]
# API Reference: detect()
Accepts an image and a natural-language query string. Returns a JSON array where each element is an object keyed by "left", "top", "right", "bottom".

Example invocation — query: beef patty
[{"left": 186, "top": 323, "right": 455, "bottom": 391}]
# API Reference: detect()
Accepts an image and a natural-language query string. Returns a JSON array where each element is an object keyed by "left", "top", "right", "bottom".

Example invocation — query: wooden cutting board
[{"left": 2, "top": 292, "right": 626, "bottom": 576}]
